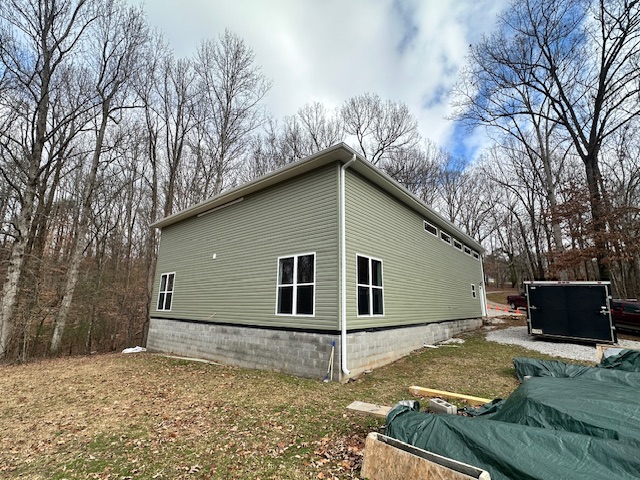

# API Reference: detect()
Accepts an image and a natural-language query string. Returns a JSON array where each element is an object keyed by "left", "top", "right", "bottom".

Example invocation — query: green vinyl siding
[
  {"left": 152, "top": 163, "right": 340, "bottom": 330},
  {"left": 344, "top": 169, "right": 483, "bottom": 330}
]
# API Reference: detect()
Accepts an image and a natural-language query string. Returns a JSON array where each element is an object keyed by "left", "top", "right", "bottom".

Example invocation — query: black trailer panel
[{"left": 525, "top": 281, "right": 616, "bottom": 344}]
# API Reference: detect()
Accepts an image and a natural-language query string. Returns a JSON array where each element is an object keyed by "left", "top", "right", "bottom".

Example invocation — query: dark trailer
[{"left": 525, "top": 281, "right": 617, "bottom": 344}]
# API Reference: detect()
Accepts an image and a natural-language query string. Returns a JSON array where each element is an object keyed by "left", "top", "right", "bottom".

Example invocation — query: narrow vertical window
[
  {"left": 471, "top": 284, "right": 477, "bottom": 299},
  {"left": 277, "top": 253, "right": 315, "bottom": 316},
  {"left": 157, "top": 273, "right": 175, "bottom": 311},
  {"left": 357, "top": 255, "right": 384, "bottom": 316}
]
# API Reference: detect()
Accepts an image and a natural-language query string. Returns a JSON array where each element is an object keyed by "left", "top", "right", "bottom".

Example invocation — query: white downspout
[
  {"left": 340, "top": 154, "right": 356, "bottom": 377},
  {"left": 480, "top": 255, "right": 488, "bottom": 317}
]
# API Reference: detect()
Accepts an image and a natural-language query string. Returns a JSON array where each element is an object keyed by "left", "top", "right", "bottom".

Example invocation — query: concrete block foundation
[{"left": 147, "top": 317, "right": 482, "bottom": 381}]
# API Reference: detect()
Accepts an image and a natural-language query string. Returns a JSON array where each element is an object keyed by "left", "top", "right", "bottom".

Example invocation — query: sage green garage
[{"left": 149, "top": 143, "right": 485, "bottom": 379}]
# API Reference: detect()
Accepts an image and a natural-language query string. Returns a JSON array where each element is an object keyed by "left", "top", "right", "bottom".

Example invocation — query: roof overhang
[{"left": 151, "top": 143, "right": 484, "bottom": 253}]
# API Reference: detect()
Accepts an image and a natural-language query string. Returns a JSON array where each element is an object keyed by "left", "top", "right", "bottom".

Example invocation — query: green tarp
[
  {"left": 385, "top": 351, "right": 640, "bottom": 479},
  {"left": 489, "top": 377, "right": 640, "bottom": 444},
  {"left": 598, "top": 349, "right": 640, "bottom": 372},
  {"left": 511, "top": 354, "right": 640, "bottom": 386},
  {"left": 386, "top": 404, "right": 640, "bottom": 480}
]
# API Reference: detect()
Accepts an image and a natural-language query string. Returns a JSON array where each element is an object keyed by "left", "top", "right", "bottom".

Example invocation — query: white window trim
[
  {"left": 275, "top": 252, "right": 316, "bottom": 317},
  {"left": 471, "top": 284, "right": 477, "bottom": 299},
  {"left": 464, "top": 246, "right": 472, "bottom": 256},
  {"left": 453, "top": 239, "right": 463, "bottom": 251},
  {"left": 157, "top": 272, "right": 176, "bottom": 311},
  {"left": 440, "top": 230, "right": 451, "bottom": 245},
  {"left": 423, "top": 220, "right": 438, "bottom": 236},
  {"left": 356, "top": 254, "right": 385, "bottom": 318},
  {"left": 472, "top": 251, "right": 480, "bottom": 260}
]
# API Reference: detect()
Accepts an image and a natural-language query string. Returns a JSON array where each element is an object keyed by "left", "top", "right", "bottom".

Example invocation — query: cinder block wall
[
  {"left": 345, "top": 318, "right": 482, "bottom": 377},
  {"left": 147, "top": 317, "right": 481, "bottom": 381},
  {"left": 147, "top": 318, "right": 340, "bottom": 379}
]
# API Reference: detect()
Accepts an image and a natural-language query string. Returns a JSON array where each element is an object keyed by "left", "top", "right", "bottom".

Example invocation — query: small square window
[
  {"left": 472, "top": 251, "right": 480, "bottom": 260},
  {"left": 440, "top": 231, "right": 451, "bottom": 244},
  {"left": 424, "top": 221, "right": 437, "bottom": 236},
  {"left": 453, "top": 240, "right": 462, "bottom": 250},
  {"left": 464, "top": 246, "right": 472, "bottom": 255}
]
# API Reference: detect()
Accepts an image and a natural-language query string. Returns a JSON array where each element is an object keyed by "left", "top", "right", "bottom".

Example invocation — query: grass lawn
[
  {"left": 485, "top": 288, "right": 519, "bottom": 306},
  {"left": 0, "top": 323, "right": 571, "bottom": 480}
]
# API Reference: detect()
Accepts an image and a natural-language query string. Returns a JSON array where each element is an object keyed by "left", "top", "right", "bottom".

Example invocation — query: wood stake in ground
[{"left": 408, "top": 386, "right": 490, "bottom": 405}]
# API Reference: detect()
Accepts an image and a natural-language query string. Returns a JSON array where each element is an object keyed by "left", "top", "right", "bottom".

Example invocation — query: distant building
[{"left": 147, "top": 143, "right": 486, "bottom": 380}]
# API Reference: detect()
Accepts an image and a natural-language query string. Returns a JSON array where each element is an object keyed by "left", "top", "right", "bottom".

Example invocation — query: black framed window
[
  {"left": 424, "top": 220, "right": 437, "bottom": 236},
  {"left": 277, "top": 253, "right": 315, "bottom": 316},
  {"left": 157, "top": 272, "right": 175, "bottom": 311},
  {"left": 357, "top": 255, "right": 384, "bottom": 316}
]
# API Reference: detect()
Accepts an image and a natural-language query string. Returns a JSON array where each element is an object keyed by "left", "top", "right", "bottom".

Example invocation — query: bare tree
[
  {"left": 453, "top": 0, "right": 640, "bottom": 281},
  {"left": 479, "top": 144, "right": 554, "bottom": 279},
  {"left": 237, "top": 120, "right": 293, "bottom": 183},
  {"left": 194, "top": 30, "right": 272, "bottom": 196},
  {"left": 295, "top": 102, "right": 344, "bottom": 152},
  {"left": 453, "top": 72, "right": 570, "bottom": 264},
  {"left": 134, "top": 33, "right": 171, "bottom": 347},
  {"left": 0, "top": 0, "right": 97, "bottom": 357},
  {"left": 600, "top": 124, "right": 640, "bottom": 296},
  {"left": 341, "top": 92, "right": 420, "bottom": 165},
  {"left": 382, "top": 140, "right": 445, "bottom": 206},
  {"left": 50, "top": 0, "right": 148, "bottom": 353},
  {"left": 437, "top": 160, "right": 497, "bottom": 245},
  {"left": 158, "top": 56, "right": 198, "bottom": 215}
]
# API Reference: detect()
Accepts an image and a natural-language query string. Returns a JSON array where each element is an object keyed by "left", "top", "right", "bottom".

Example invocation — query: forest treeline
[{"left": 1, "top": 0, "right": 639, "bottom": 361}]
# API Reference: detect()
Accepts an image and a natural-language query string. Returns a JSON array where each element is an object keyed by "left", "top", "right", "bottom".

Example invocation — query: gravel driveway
[{"left": 486, "top": 326, "right": 640, "bottom": 362}]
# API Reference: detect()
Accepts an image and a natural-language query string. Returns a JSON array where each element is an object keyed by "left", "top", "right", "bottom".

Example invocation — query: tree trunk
[
  {"left": 540, "top": 150, "right": 567, "bottom": 280},
  {"left": 141, "top": 126, "right": 160, "bottom": 347},
  {"left": 0, "top": 181, "right": 36, "bottom": 357},
  {"left": 50, "top": 107, "right": 109, "bottom": 353},
  {"left": 583, "top": 156, "right": 610, "bottom": 281}
]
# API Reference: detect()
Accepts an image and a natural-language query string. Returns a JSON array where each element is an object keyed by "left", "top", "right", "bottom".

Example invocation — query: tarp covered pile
[{"left": 385, "top": 350, "right": 640, "bottom": 480}]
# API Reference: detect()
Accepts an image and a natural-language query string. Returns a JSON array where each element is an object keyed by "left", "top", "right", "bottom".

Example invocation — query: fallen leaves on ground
[{"left": 307, "top": 433, "right": 366, "bottom": 479}]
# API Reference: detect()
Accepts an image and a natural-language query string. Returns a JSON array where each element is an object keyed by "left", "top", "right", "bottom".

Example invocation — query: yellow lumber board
[
  {"left": 346, "top": 401, "right": 392, "bottom": 418},
  {"left": 409, "top": 386, "right": 490, "bottom": 405}
]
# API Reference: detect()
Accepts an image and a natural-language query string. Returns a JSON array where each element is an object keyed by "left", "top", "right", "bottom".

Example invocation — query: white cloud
[{"left": 141, "top": 0, "right": 508, "bottom": 158}]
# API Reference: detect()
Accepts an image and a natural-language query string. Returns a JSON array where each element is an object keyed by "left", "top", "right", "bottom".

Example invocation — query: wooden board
[
  {"left": 361, "top": 432, "right": 491, "bottom": 480},
  {"left": 346, "top": 401, "right": 392, "bottom": 418},
  {"left": 595, "top": 344, "right": 640, "bottom": 362},
  {"left": 596, "top": 344, "right": 611, "bottom": 363},
  {"left": 409, "top": 386, "right": 490, "bottom": 405}
]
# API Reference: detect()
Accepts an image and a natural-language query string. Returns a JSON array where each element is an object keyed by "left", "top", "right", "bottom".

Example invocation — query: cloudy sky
[{"left": 142, "top": 0, "right": 508, "bottom": 160}]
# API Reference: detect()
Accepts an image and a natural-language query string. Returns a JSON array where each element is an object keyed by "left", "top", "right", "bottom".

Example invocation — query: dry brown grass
[{"left": 0, "top": 328, "right": 566, "bottom": 479}]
